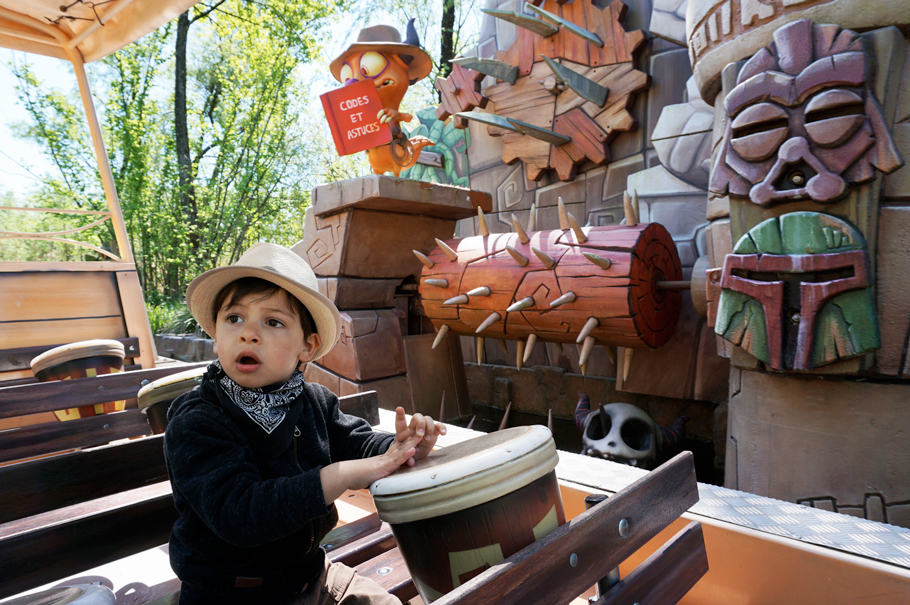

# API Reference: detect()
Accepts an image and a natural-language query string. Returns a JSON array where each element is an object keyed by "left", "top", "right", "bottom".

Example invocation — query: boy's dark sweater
[{"left": 164, "top": 365, "right": 394, "bottom": 600}]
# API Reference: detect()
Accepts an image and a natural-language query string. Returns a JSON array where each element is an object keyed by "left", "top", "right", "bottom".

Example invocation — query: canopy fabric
[{"left": 0, "top": 0, "right": 198, "bottom": 62}]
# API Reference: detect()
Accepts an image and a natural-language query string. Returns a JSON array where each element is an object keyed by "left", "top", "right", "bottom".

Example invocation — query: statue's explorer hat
[{"left": 329, "top": 19, "right": 432, "bottom": 85}]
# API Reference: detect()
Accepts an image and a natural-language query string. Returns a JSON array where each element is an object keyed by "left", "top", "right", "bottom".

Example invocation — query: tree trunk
[
  {"left": 440, "top": 0, "right": 455, "bottom": 80},
  {"left": 174, "top": 11, "right": 198, "bottom": 254}
]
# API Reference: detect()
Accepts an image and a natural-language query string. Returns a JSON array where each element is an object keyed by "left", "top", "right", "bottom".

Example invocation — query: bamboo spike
[
  {"left": 443, "top": 294, "right": 469, "bottom": 306},
  {"left": 432, "top": 324, "right": 450, "bottom": 349},
  {"left": 549, "top": 291, "right": 576, "bottom": 308},
  {"left": 579, "top": 335, "right": 595, "bottom": 368},
  {"left": 439, "top": 391, "right": 446, "bottom": 421},
  {"left": 476, "top": 312, "right": 502, "bottom": 334},
  {"left": 467, "top": 286, "right": 492, "bottom": 297},
  {"left": 511, "top": 213, "right": 530, "bottom": 244},
  {"left": 526, "top": 3, "right": 604, "bottom": 47},
  {"left": 576, "top": 316, "right": 599, "bottom": 344},
  {"left": 583, "top": 252, "right": 612, "bottom": 270},
  {"left": 516, "top": 340, "right": 525, "bottom": 371},
  {"left": 531, "top": 247, "right": 556, "bottom": 269},
  {"left": 567, "top": 212, "right": 588, "bottom": 243},
  {"left": 557, "top": 196, "right": 569, "bottom": 230},
  {"left": 527, "top": 202, "right": 537, "bottom": 232},
  {"left": 622, "top": 347, "right": 634, "bottom": 383},
  {"left": 507, "top": 296, "right": 535, "bottom": 313},
  {"left": 476, "top": 337, "right": 485, "bottom": 364},
  {"left": 435, "top": 237, "right": 458, "bottom": 261},
  {"left": 424, "top": 278, "right": 449, "bottom": 287},
  {"left": 547, "top": 409, "right": 553, "bottom": 432},
  {"left": 466, "top": 415, "right": 476, "bottom": 430},
  {"left": 623, "top": 191, "right": 638, "bottom": 227},
  {"left": 498, "top": 401, "right": 512, "bottom": 431},
  {"left": 523, "top": 333, "right": 538, "bottom": 363},
  {"left": 413, "top": 250, "right": 434, "bottom": 269},
  {"left": 505, "top": 245, "right": 529, "bottom": 267},
  {"left": 477, "top": 206, "right": 490, "bottom": 237}
]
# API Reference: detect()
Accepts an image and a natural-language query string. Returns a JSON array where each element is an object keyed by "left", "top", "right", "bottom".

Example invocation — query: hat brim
[
  {"left": 329, "top": 42, "right": 433, "bottom": 83},
  {"left": 186, "top": 265, "right": 341, "bottom": 361}
]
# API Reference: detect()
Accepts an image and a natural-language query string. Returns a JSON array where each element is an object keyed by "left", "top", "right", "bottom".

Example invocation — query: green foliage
[{"left": 146, "top": 298, "right": 201, "bottom": 335}]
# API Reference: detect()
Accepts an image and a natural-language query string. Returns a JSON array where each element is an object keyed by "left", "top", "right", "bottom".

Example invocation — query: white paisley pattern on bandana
[{"left": 214, "top": 360, "right": 307, "bottom": 434}]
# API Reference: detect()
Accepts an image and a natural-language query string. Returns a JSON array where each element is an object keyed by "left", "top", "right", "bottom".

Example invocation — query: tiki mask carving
[
  {"left": 710, "top": 19, "right": 902, "bottom": 206},
  {"left": 715, "top": 211, "right": 879, "bottom": 370}
]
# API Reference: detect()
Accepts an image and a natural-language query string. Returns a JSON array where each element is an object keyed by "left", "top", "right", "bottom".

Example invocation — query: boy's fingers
[{"left": 394, "top": 406, "right": 408, "bottom": 437}]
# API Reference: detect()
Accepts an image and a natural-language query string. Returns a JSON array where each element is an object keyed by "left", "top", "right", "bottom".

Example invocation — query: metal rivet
[
  {"left": 569, "top": 552, "right": 578, "bottom": 568},
  {"left": 377, "top": 567, "right": 392, "bottom": 576},
  {"left": 140, "top": 379, "right": 150, "bottom": 386},
  {"left": 618, "top": 518, "right": 630, "bottom": 537}
]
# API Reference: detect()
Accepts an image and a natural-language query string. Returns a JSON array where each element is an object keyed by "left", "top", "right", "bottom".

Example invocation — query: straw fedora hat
[
  {"left": 186, "top": 243, "right": 341, "bottom": 361},
  {"left": 329, "top": 22, "right": 433, "bottom": 84}
]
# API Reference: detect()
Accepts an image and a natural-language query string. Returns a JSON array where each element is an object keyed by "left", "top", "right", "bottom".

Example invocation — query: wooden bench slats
[
  {"left": 433, "top": 452, "right": 700, "bottom": 605},
  {"left": 0, "top": 337, "right": 142, "bottom": 373},
  {"left": 0, "top": 361, "right": 209, "bottom": 418},
  {"left": 354, "top": 547, "right": 417, "bottom": 602},
  {"left": 326, "top": 517, "right": 397, "bottom": 568},
  {"left": 595, "top": 521, "right": 708, "bottom": 605},
  {"left": 0, "top": 409, "right": 154, "bottom": 464},
  {"left": 0, "top": 435, "right": 167, "bottom": 523}
]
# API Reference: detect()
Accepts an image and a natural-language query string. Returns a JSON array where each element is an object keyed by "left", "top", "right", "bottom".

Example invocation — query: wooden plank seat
[{"left": 0, "top": 337, "right": 143, "bottom": 380}]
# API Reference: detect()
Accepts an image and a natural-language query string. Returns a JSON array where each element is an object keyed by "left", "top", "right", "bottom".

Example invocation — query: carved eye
[
  {"left": 359, "top": 52, "right": 388, "bottom": 78},
  {"left": 339, "top": 63, "right": 353, "bottom": 82},
  {"left": 804, "top": 89, "right": 865, "bottom": 147},
  {"left": 729, "top": 102, "right": 789, "bottom": 162}
]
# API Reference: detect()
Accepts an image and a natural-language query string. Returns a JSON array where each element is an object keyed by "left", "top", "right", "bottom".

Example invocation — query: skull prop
[{"left": 577, "top": 398, "right": 659, "bottom": 469}]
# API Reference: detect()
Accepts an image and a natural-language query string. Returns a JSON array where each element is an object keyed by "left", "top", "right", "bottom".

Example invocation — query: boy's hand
[{"left": 394, "top": 406, "right": 447, "bottom": 464}]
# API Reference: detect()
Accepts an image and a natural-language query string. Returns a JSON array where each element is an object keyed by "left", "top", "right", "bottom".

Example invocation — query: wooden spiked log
[{"left": 418, "top": 223, "right": 682, "bottom": 349}]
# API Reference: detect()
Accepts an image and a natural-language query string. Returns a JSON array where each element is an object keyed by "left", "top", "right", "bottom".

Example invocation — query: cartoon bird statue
[{"left": 329, "top": 20, "right": 434, "bottom": 176}]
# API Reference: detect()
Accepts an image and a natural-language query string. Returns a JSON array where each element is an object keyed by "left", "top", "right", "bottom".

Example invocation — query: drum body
[
  {"left": 137, "top": 366, "right": 207, "bottom": 433},
  {"left": 29, "top": 339, "right": 125, "bottom": 421},
  {"left": 370, "top": 426, "right": 564, "bottom": 602}
]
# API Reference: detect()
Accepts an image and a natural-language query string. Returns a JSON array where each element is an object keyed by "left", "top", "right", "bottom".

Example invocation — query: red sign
[{"left": 320, "top": 79, "right": 391, "bottom": 156}]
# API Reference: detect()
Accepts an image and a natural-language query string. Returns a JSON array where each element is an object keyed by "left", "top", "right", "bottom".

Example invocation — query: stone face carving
[
  {"left": 710, "top": 19, "right": 902, "bottom": 207},
  {"left": 714, "top": 211, "right": 879, "bottom": 370}
]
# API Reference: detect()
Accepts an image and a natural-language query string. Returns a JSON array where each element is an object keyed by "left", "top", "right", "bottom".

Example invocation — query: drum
[
  {"left": 137, "top": 365, "right": 207, "bottom": 433},
  {"left": 30, "top": 339, "right": 126, "bottom": 421},
  {"left": 370, "top": 425, "right": 564, "bottom": 602}
]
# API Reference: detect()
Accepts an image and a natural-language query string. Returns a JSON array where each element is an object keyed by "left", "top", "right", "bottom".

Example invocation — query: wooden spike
[
  {"left": 505, "top": 245, "right": 529, "bottom": 267},
  {"left": 622, "top": 347, "right": 634, "bottom": 383},
  {"left": 557, "top": 196, "right": 569, "bottom": 230},
  {"left": 549, "top": 291, "right": 577, "bottom": 308},
  {"left": 567, "top": 212, "right": 588, "bottom": 243},
  {"left": 531, "top": 246, "right": 556, "bottom": 269},
  {"left": 413, "top": 250, "right": 434, "bottom": 269},
  {"left": 579, "top": 335, "right": 595, "bottom": 368},
  {"left": 476, "top": 312, "right": 502, "bottom": 334},
  {"left": 583, "top": 252, "right": 612, "bottom": 270},
  {"left": 476, "top": 337, "right": 485, "bottom": 364},
  {"left": 576, "top": 316, "right": 599, "bottom": 344},
  {"left": 605, "top": 346, "right": 616, "bottom": 366},
  {"left": 498, "top": 339, "right": 509, "bottom": 354},
  {"left": 511, "top": 213, "right": 530, "bottom": 244},
  {"left": 516, "top": 340, "right": 525, "bottom": 371},
  {"left": 443, "top": 294, "right": 469, "bottom": 306},
  {"left": 477, "top": 206, "right": 490, "bottom": 237},
  {"left": 432, "top": 324, "right": 450, "bottom": 349},
  {"left": 466, "top": 286, "right": 491, "bottom": 297},
  {"left": 623, "top": 191, "right": 638, "bottom": 227},
  {"left": 498, "top": 401, "right": 512, "bottom": 431},
  {"left": 435, "top": 237, "right": 458, "bottom": 261},
  {"left": 439, "top": 391, "right": 446, "bottom": 421},
  {"left": 547, "top": 409, "right": 553, "bottom": 432},
  {"left": 466, "top": 415, "right": 476, "bottom": 430},
  {"left": 523, "top": 333, "right": 538, "bottom": 363},
  {"left": 632, "top": 190, "right": 641, "bottom": 224},
  {"left": 424, "top": 278, "right": 449, "bottom": 287},
  {"left": 507, "top": 296, "right": 535, "bottom": 313},
  {"left": 527, "top": 203, "right": 537, "bottom": 232}
]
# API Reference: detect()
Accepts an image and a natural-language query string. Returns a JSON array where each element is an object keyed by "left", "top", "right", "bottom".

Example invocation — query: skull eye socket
[
  {"left": 620, "top": 418, "right": 653, "bottom": 451},
  {"left": 584, "top": 411, "right": 611, "bottom": 440}
]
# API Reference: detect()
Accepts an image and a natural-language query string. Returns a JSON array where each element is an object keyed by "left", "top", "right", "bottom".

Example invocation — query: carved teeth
[
  {"left": 557, "top": 196, "right": 569, "bottom": 230},
  {"left": 576, "top": 316, "right": 599, "bottom": 344},
  {"left": 443, "top": 294, "right": 469, "bottom": 305},
  {"left": 413, "top": 250, "right": 434, "bottom": 269},
  {"left": 568, "top": 213, "right": 588, "bottom": 243},
  {"left": 432, "top": 324, "right": 450, "bottom": 349},
  {"left": 424, "top": 278, "right": 449, "bottom": 287},
  {"left": 622, "top": 347, "right": 633, "bottom": 383},
  {"left": 531, "top": 247, "right": 556, "bottom": 269},
  {"left": 549, "top": 291, "right": 576, "bottom": 308},
  {"left": 466, "top": 286, "right": 491, "bottom": 296},
  {"left": 507, "top": 297, "right": 535, "bottom": 312},
  {"left": 475, "top": 312, "right": 502, "bottom": 334},
  {"left": 523, "top": 333, "right": 537, "bottom": 363},
  {"left": 435, "top": 238, "right": 458, "bottom": 261},
  {"left": 511, "top": 214, "right": 530, "bottom": 244},
  {"left": 506, "top": 245, "right": 529, "bottom": 267},
  {"left": 527, "top": 203, "right": 537, "bottom": 232},
  {"left": 477, "top": 206, "right": 490, "bottom": 237},
  {"left": 578, "top": 335, "right": 595, "bottom": 368},
  {"left": 476, "top": 337, "right": 485, "bottom": 364},
  {"left": 516, "top": 340, "right": 525, "bottom": 371},
  {"left": 583, "top": 252, "right": 612, "bottom": 270}
]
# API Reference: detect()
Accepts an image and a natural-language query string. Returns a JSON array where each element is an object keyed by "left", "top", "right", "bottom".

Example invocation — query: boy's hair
[{"left": 212, "top": 277, "right": 317, "bottom": 337}]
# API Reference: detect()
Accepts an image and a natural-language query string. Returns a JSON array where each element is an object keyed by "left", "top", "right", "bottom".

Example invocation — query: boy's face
[{"left": 212, "top": 288, "right": 321, "bottom": 389}]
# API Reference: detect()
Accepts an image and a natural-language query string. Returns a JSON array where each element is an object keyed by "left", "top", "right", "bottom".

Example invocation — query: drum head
[
  {"left": 137, "top": 365, "right": 207, "bottom": 410},
  {"left": 30, "top": 339, "right": 125, "bottom": 375},
  {"left": 2, "top": 585, "right": 115, "bottom": 605}
]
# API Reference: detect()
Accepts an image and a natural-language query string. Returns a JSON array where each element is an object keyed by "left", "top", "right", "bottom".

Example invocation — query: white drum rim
[
  {"left": 137, "top": 365, "right": 207, "bottom": 410},
  {"left": 30, "top": 339, "right": 125, "bottom": 375},
  {"left": 370, "top": 425, "right": 558, "bottom": 523}
]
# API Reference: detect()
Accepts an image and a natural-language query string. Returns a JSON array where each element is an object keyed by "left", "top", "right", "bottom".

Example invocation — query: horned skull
[{"left": 579, "top": 401, "right": 659, "bottom": 469}]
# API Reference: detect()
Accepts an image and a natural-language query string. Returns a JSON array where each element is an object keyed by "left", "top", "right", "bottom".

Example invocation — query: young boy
[{"left": 164, "top": 242, "right": 445, "bottom": 604}]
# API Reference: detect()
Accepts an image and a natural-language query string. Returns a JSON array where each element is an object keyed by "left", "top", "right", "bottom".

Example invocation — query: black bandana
[{"left": 212, "top": 360, "right": 307, "bottom": 434}]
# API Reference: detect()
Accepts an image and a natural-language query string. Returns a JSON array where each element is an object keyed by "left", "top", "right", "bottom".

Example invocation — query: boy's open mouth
[{"left": 235, "top": 353, "right": 261, "bottom": 371}]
